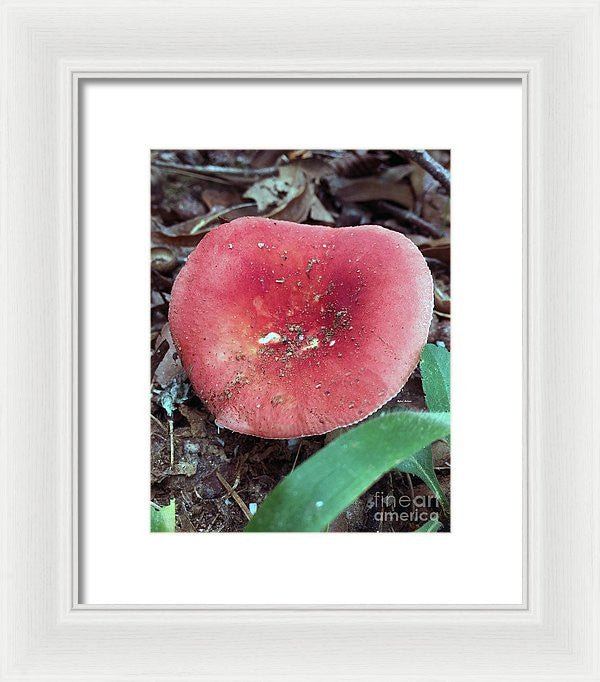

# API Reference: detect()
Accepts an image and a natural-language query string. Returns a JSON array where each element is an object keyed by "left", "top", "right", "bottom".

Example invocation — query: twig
[
  {"left": 290, "top": 441, "right": 303, "bottom": 472},
  {"left": 216, "top": 471, "right": 252, "bottom": 521},
  {"left": 168, "top": 418, "right": 174, "bottom": 468},
  {"left": 189, "top": 203, "right": 255, "bottom": 235},
  {"left": 401, "top": 150, "right": 451, "bottom": 193},
  {"left": 205, "top": 513, "right": 219, "bottom": 532},
  {"left": 150, "top": 413, "right": 168, "bottom": 433},
  {"left": 152, "top": 158, "right": 287, "bottom": 178},
  {"left": 379, "top": 201, "right": 445, "bottom": 239}
]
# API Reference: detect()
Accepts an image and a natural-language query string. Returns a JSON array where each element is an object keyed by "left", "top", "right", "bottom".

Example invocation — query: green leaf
[
  {"left": 151, "top": 499, "right": 175, "bottom": 532},
  {"left": 415, "top": 518, "right": 442, "bottom": 532},
  {"left": 395, "top": 446, "right": 449, "bottom": 515},
  {"left": 245, "top": 411, "right": 451, "bottom": 533},
  {"left": 420, "top": 343, "right": 450, "bottom": 413}
]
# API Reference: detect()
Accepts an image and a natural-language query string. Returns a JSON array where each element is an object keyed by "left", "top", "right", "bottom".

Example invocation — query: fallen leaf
[
  {"left": 153, "top": 203, "right": 258, "bottom": 242},
  {"left": 434, "top": 285, "right": 451, "bottom": 315},
  {"left": 250, "top": 149, "right": 288, "bottom": 168},
  {"left": 328, "top": 150, "right": 383, "bottom": 178},
  {"left": 244, "top": 165, "right": 306, "bottom": 212},
  {"left": 189, "top": 203, "right": 257, "bottom": 235},
  {"left": 309, "top": 196, "right": 335, "bottom": 224},
  {"left": 173, "top": 195, "right": 206, "bottom": 222},
  {"left": 178, "top": 404, "right": 208, "bottom": 438},
  {"left": 267, "top": 178, "right": 315, "bottom": 222},
  {"left": 244, "top": 165, "right": 332, "bottom": 223},
  {"left": 201, "top": 187, "right": 241, "bottom": 210},
  {"left": 296, "top": 155, "right": 337, "bottom": 180},
  {"left": 153, "top": 323, "right": 184, "bottom": 388},
  {"left": 419, "top": 237, "right": 450, "bottom": 264},
  {"left": 326, "top": 171, "right": 414, "bottom": 209}
]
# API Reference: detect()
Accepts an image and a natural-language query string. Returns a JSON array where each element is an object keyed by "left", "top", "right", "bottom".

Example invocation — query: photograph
[
  {"left": 150, "top": 149, "right": 451, "bottom": 532},
  {"left": 8, "top": 1, "right": 599, "bottom": 677}
]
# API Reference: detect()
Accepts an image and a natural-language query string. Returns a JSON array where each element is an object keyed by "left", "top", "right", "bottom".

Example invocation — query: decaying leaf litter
[{"left": 151, "top": 149, "right": 451, "bottom": 532}]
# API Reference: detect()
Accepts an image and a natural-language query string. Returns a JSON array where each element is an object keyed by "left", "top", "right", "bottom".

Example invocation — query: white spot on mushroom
[
  {"left": 275, "top": 278, "right": 285, "bottom": 283},
  {"left": 300, "top": 337, "right": 319, "bottom": 352},
  {"left": 258, "top": 332, "right": 282, "bottom": 345},
  {"left": 329, "top": 340, "right": 336, "bottom": 346},
  {"left": 228, "top": 243, "right": 233, "bottom": 249},
  {"left": 257, "top": 242, "right": 265, "bottom": 248}
]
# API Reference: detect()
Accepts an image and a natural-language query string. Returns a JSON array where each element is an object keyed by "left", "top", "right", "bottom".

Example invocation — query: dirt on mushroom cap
[{"left": 168, "top": 216, "right": 433, "bottom": 438}]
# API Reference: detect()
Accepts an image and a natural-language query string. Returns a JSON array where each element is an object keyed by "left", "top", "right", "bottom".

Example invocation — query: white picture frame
[{"left": 1, "top": 1, "right": 599, "bottom": 679}]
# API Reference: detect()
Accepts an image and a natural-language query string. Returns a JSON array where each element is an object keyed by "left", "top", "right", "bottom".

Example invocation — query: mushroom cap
[{"left": 169, "top": 216, "right": 433, "bottom": 438}]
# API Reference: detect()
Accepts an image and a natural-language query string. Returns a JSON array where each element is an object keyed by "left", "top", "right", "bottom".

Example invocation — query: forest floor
[{"left": 150, "top": 149, "right": 450, "bottom": 532}]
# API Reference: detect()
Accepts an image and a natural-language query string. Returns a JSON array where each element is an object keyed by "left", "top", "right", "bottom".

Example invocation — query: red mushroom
[{"left": 169, "top": 216, "right": 433, "bottom": 438}]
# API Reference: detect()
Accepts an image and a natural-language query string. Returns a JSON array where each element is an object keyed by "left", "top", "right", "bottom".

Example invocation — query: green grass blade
[
  {"left": 415, "top": 518, "right": 442, "bottom": 532},
  {"left": 245, "top": 411, "right": 451, "bottom": 532},
  {"left": 395, "top": 445, "right": 449, "bottom": 515},
  {"left": 420, "top": 344, "right": 450, "bottom": 413},
  {"left": 151, "top": 498, "right": 175, "bottom": 532}
]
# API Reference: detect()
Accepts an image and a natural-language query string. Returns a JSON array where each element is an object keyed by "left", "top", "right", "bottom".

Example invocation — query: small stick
[
  {"left": 216, "top": 471, "right": 252, "bottom": 521},
  {"left": 205, "top": 513, "right": 219, "bottom": 532},
  {"left": 379, "top": 201, "right": 445, "bottom": 239},
  {"left": 402, "top": 150, "right": 451, "bottom": 193},
  {"left": 169, "top": 418, "right": 174, "bottom": 468},
  {"left": 150, "top": 413, "right": 168, "bottom": 433},
  {"left": 152, "top": 158, "right": 287, "bottom": 178},
  {"left": 290, "top": 441, "right": 303, "bottom": 472}
]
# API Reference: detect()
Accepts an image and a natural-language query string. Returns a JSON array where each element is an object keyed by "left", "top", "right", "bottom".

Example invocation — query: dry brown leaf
[
  {"left": 153, "top": 323, "right": 184, "bottom": 388},
  {"left": 328, "top": 151, "right": 382, "bottom": 179},
  {"left": 201, "top": 187, "right": 241, "bottom": 210},
  {"left": 178, "top": 404, "right": 208, "bottom": 438},
  {"left": 244, "top": 165, "right": 333, "bottom": 223},
  {"left": 266, "top": 179, "right": 313, "bottom": 222},
  {"left": 250, "top": 149, "right": 288, "bottom": 168},
  {"left": 154, "top": 213, "right": 208, "bottom": 238},
  {"left": 296, "top": 155, "right": 336, "bottom": 180},
  {"left": 380, "top": 165, "right": 414, "bottom": 183},
  {"left": 188, "top": 203, "right": 257, "bottom": 235},
  {"left": 434, "top": 284, "right": 451, "bottom": 315},
  {"left": 327, "top": 174, "right": 414, "bottom": 209},
  {"left": 309, "top": 196, "right": 335, "bottom": 224},
  {"left": 244, "top": 165, "right": 307, "bottom": 212},
  {"left": 153, "top": 202, "right": 258, "bottom": 243},
  {"left": 419, "top": 237, "right": 450, "bottom": 264}
]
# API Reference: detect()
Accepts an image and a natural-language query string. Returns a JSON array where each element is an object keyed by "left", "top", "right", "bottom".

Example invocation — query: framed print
[
  {"left": 150, "top": 147, "right": 452, "bottom": 534},
  {"left": 1, "top": 1, "right": 599, "bottom": 680},
  {"left": 80, "top": 79, "right": 522, "bottom": 606}
]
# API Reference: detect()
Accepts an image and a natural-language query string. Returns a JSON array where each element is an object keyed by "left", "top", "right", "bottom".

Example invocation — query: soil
[{"left": 150, "top": 149, "right": 451, "bottom": 532}]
